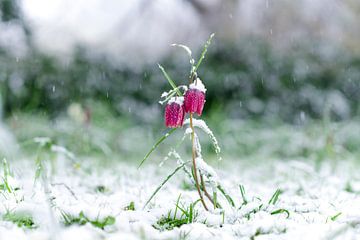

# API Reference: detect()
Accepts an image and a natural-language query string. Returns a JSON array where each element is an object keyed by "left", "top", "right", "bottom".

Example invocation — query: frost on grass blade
[
  {"left": 268, "top": 189, "right": 282, "bottom": 205},
  {"left": 271, "top": 209, "right": 290, "bottom": 218},
  {"left": 33, "top": 137, "right": 53, "bottom": 148},
  {"left": 190, "top": 133, "right": 234, "bottom": 208},
  {"left": 239, "top": 185, "right": 248, "bottom": 205},
  {"left": 2, "top": 158, "right": 13, "bottom": 193},
  {"left": 195, "top": 157, "right": 218, "bottom": 186},
  {"left": 171, "top": 43, "right": 195, "bottom": 65},
  {"left": 143, "top": 161, "right": 190, "bottom": 209},
  {"left": 159, "top": 86, "right": 188, "bottom": 105},
  {"left": 194, "top": 134, "right": 202, "bottom": 159},
  {"left": 159, "top": 90, "right": 177, "bottom": 105},
  {"left": 138, "top": 128, "right": 177, "bottom": 169},
  {"left": 192, "top": 133, "right": 216, "bottom": 185},
  {"left": 194, "top": 33, "right": 215, "bottom": 73},
  {"left": 51, "top": 145, "right": 76, "bottom": 161},
  {"left": 184, "top": 118, "right": 222, "bottom": 160},
  {"left": 166, "top": 149, "right": 195, "bottom": 186},
  {"left": 217, "top": 185, "right": 235, "bottom": 207}
]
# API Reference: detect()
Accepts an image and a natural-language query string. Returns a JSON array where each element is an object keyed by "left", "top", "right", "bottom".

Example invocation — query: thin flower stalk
[{"left": 190, "top": 112, "right": 208, "bottom": 210}]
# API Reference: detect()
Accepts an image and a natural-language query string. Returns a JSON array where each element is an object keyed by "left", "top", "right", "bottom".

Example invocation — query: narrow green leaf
[
  {"left": 2, "top": 177, "right": 12, "bottom": 193},
  {"left": 103, "top": 216, "right": 116, "bottom": 226},
  {"left": 158, "top": 64, "right": 182, "bottom": 96},
  {"left": 222, "top": 210, "right": 225, "bottom": 225},
  {"left": 174, "top": 194, "right": 182, "bottom": 220},
  {"left": 268, "top": 189, "right": 282, "bottom": 205},
  {"left": 213, "top": 191, "right": 217, "bottom": 210},
  {"left": 330, "top": 212, "right": 342, "bottom": 221},
  {"left": 217, "top": 184, "right": 235, "bottom": 207},
  {"left": 171, "top": 44, "right": 193, "bottom": 59},
  {"left": 143, "top": 161, "right": 190, "bottom": 209},
  {"left": 271, "top": 209, "right": 290, "bottom": 218},
  {"left": 138, "top": 128, "right": 177, "bottom": 169},
  {"left": 239, "top": 185, "right": 248, "bottom": 205},
  {"left": 159, "top": 90, "right": 177, "bottom": 105},
  {"left": 194, "top": 33, "right": 215, "bottom": 73},
  {"left": 176, "top": 205, "right": 188, "bottom": 217},
  {"left": 189, "top": 203, "right": 193, "bottom": 223}
]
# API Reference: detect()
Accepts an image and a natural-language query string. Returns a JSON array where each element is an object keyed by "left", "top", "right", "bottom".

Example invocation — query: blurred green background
[{"left": 0, "top": 0, "right": 359, "bottom": 164}]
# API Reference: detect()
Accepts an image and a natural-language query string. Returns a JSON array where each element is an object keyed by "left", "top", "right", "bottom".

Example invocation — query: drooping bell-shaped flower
[
  {"left": 165, "top": 97, "right": 185, "bottom": 128},
  {"left": 184, "top": 78, "right": 206, "bottom": 116}
]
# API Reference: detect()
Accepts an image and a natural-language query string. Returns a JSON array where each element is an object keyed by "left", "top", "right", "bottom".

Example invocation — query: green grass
[
  {"left": 95, "top": 185, "right": 109, "bottom": 193},
  {"left": 154, "top": 215, "right": 189, "bottom": 231},
  {"left": 268, "top": 189, "right": 282, "bottom": 205},
  {"left": 124, "top": 201, "right": 135, "bottom": 211},
  {"left": 239, "top": 184, "right": 248, "bottom": 205},
  {"left": 153, "top": 196, "right": 200, "bottom": 231},
  {"left": 3, "top": 211, "right": 36, "bottom": 229},
  {"left": 271, "top": 209, "right": 290, "bottom": 218},
  {"left": 61, "top": 211, "right": 115, "bottom": 229},
  {"left": 330, "top": 212, "right": 342, "bottom": 221}
]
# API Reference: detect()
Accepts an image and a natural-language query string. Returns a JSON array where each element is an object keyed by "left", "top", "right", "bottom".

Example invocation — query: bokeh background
[{"left": 1, "top": 0, "right": 360, "bottom": 164}]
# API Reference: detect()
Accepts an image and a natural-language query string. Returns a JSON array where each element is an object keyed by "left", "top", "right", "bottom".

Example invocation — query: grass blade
[
  {"left": 268, "top": 189, "right": 282, "bottom": 205},
  {"left": 330, "top": 212, "right": 342, "bottom": 221},
  {"left": 239, "top": 184, "right": 248, "bottom": 205},
  {"left": 193, "top": 33, "right": 215, "bottom": 73},
  {"left": 271, "top": 209, "right": 290, "bottom": 218},
  {"left": 138, "top": 128, "right": 177, "bottom": 169},
  {"left": 189, "top": 203, "right": 193, "bottom": 223},
  {"left": 176, "top": 205, "right": 188, "bottom": 217},
  {"left": 143, "top": 161, "right": 190, "bottom": 209},
  {"left": 184, "top": 118, "right": 222, "bottom": 160},
  {"left": 174, "top": 194, "right": 182, "bottom": 220},
  {"left": 213, "top": 191, "right": 217, "bottom": 210},
  {"left": 159, "top": 90, "right": 177, "bottom": 105},
  {"left": 172, "top": 44, "right": 193, "bottom": 60},
  {"left": 158, "top": 64, "right": 182, "bottom": 96},
  {"left": 217, "top": 184, "right": 235, "bottom": 207}
]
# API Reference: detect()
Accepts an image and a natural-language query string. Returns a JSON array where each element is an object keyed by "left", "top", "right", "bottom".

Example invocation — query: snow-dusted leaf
[
  {"left": 51, "top": 145, "right": 75, "bottom": 161},
  {"left": 184, "top": 118, "right": 222, "bottom": 160},
  {"left": 171, "top": 44, "right": 192, "bottom": 58},
  {"left": 171, "top": 43, "right": 195, "bottom": 65},
  {"left": 194, "top": 33, "right": 215, "bottom": 72}
]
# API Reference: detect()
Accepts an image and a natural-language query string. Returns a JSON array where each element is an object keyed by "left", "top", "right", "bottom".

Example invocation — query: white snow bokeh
[
  {"left": 0, "top": 123, "right": 17, "bottom": 158},
  {"left": 20, "top": 0, "right": 204, "bottom": 69},
  {"left": 12, "top": 0, "right": 360, "bottom": 68},
  {"left": 0, "top": 21, "right": 28, "bottom": 58}
]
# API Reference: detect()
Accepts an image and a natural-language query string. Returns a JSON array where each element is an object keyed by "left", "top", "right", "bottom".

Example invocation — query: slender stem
[
  {"left": 200, "top": 175, "right": 217, "bottom": 208},
  {"left": 190, "top": 113, "right": 208, "bottom": 211}
]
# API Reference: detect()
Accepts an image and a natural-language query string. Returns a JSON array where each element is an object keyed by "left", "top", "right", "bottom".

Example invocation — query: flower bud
[
  {"left": 165, "top": 97, "right": 185, "bottom": 128},
  {"left": 184, "top": 78, "right": 206, "bottom": 116}
]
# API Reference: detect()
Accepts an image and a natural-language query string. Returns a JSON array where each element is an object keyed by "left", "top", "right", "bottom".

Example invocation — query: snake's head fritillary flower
[
  {"left": 184, "top": 78, "right": 206, "bottom": 116},
  {"left": 165, "top": 97, "right": 185, "bottom": 128}
]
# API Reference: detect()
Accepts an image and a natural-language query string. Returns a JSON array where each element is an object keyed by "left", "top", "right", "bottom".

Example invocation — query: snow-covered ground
[{"left": 1, "top": 155, "right": 360, "bottom": 240}]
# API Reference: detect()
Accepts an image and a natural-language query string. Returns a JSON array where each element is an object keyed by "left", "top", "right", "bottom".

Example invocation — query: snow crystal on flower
[
  {"left": 189, "top": 78, "right": 206, "bottom": 93},
  {"left": 168, "top": 96, "right": 184, "bottom": 105}
]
